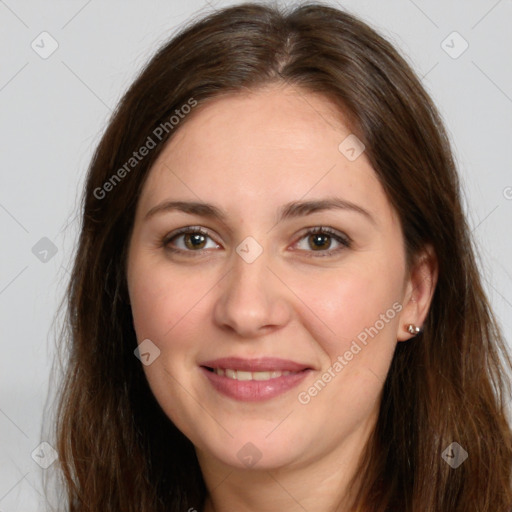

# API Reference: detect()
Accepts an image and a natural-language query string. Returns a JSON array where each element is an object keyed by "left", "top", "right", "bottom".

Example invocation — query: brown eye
[
  {"left": 294, "top": 227, "right": 351, "bottom": 257},
  {"left": 308, "top": 233, "right": 332, "bottom": 251},
  {"left": 163, "top": 227, "right": 220, "bottom": 253},
  {"left": 183, "top": 232, "right": 207, "bottom": 250}
]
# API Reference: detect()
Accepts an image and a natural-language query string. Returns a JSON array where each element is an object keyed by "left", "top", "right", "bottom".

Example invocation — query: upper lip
[{"left": 200, "top": 357, "right": 312, "bottom": 372}]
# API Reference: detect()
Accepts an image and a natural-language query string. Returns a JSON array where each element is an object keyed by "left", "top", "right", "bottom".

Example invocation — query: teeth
[
  {"left": 213, "top": 368, "right": 295, "bottom": 380},
  {"left": 253, "top": 371, "right": 271, "bottom": 381}
]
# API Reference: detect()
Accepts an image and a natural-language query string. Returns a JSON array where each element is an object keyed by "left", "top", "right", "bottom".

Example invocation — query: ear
[{"left": 396, "top": 244, "right": 438, "bottom": 342}]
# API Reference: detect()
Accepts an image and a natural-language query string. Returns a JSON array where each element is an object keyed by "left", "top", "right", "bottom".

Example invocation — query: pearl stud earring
[{"left": 407, "top": 324, "right": 422, "bottom": 335}]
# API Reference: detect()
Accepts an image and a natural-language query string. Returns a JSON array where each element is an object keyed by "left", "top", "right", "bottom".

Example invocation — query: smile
[{"left": 199, "top": 357, "right": 312, "bottom": 401}]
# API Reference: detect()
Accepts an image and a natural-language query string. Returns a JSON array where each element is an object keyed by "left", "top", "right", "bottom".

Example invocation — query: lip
[{"left": 200, "top": 357, "right": 313, "bottom": 402}]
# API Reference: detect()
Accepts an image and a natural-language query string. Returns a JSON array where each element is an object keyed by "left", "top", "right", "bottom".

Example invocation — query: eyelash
[{"left": 161, "top": 226, "right": 351, "bottom": 258}]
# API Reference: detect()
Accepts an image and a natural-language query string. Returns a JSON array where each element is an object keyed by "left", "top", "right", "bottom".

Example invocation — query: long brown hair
[{"left": 47, "top": 2, "right": 512, "bottom": 511}]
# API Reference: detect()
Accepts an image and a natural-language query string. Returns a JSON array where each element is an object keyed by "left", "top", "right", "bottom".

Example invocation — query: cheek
[
  {"left": 127, "top": 254, "right": 217, "bottom": 360},
  {"left": 127, "top": 256, "right": 210, "bottom": 430},
  {"left": 129, "top": 269, "right": 173, "bottom": 342},
  {"left": 290, "top": 260, "right": 404, "bottom": 357},
  {"left": 128, "top": 254, "right": 182, "bottom": 345},
  {"left": 291, "top": 264, "right": 403, "bottom": 428}
]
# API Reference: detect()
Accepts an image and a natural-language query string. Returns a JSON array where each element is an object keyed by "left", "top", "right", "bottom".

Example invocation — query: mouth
[
  {"left": 204, "top": 367, "right": 300, "bottom": 381},
  {"left": 199, "top": 357, "right": 313, "bottom": 401}
]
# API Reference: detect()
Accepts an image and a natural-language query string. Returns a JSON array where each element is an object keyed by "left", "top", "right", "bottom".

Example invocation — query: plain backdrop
[{"left": 0, "top": 0, "right": 511, "bottom": 510}]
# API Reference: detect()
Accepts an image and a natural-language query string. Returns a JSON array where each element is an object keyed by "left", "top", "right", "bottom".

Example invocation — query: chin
[{"left": 195, "top": 427, "right": 308, "bottom": 472}]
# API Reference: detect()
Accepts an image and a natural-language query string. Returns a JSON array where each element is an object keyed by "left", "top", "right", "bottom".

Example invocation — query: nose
[{"left": 212, "top": 245, "right": 292, "bottom": 339}]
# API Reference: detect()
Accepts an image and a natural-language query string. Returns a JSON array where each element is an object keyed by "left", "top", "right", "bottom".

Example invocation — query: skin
[{"left": 126, "top": 83, "right": 438, "bottom": 512}]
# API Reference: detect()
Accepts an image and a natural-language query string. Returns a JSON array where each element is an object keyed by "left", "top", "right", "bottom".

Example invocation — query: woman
[{"left": 51, "top": 2, "right": 512, "bottom": 511}]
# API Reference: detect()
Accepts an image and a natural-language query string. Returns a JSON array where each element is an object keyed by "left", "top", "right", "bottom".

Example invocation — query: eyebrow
[{"left": 144, "top": 197, "right": 375, "bottom": 225}]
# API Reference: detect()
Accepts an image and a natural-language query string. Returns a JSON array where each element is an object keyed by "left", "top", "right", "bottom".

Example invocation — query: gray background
[{"left": 1, "top": 0, "right": 511, "bottom": 510}]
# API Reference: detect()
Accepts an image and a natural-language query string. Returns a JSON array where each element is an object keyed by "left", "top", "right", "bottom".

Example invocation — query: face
[{"left": 126, "top": 84, "right": 422, "bottom": 472}]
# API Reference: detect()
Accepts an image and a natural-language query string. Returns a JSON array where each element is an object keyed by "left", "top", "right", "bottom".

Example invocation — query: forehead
[{"left": 137, "top": 85, "right": 396, "bottom": 226}]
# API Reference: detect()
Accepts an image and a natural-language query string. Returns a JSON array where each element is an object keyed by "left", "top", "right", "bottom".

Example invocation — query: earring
[{"left": 407, "top": 324, "right": 422, "bottom": 335}]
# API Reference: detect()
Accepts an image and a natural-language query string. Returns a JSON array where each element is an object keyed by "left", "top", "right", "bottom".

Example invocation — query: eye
[
  {"left": 161, "top": 226, "right": 351, "bottom": 258},
  {"left": 293, "top": 227, "right": 351, "bottom": 257},
  {"left": 162, "top": 227, "right": 219, "bottom": 254}
]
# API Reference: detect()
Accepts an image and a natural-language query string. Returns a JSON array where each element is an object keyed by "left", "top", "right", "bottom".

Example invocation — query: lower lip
[{"left": 200, "top": 367, "right": 311, "bottom": 402}]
